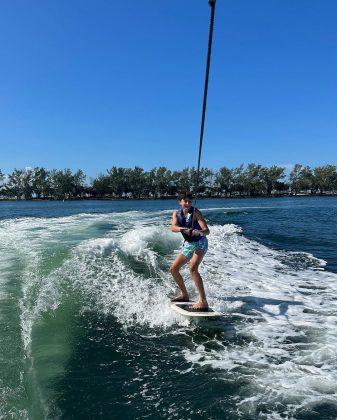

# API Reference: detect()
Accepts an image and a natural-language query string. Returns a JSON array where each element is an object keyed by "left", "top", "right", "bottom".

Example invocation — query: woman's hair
[{"left": 178, "top": 191, "right": 193, "bottom": 200}]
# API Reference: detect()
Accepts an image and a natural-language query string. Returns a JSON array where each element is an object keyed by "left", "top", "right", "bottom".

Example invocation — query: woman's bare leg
[
  {"left": 169, "top": 254, "right": 189, "bottom": 300},
  {"left": 189, "top": 250, "right": 208, "bottom": 309}
]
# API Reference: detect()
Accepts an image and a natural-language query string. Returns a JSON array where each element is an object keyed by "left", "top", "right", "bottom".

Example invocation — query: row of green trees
[
  {"left": 0, "top": 168, "right": 86, "bottom": 200},
  {"left": 0, "top": 164, "right": 336, "bottom": 199}
]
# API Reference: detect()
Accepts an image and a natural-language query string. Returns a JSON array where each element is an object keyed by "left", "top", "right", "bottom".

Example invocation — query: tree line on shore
[{"left": 0, "top": 164, "right": 336, "bottom": 200}]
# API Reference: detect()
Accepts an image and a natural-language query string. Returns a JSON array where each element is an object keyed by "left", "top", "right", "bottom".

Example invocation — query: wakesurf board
[{"left": 171, "top": 301, "right": 222, "bottom": 318}]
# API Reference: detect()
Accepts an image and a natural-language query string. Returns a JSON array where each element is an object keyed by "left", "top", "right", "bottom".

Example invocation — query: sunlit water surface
[{"left": 1, "top": 197, "right": 337, "bottom": 419}]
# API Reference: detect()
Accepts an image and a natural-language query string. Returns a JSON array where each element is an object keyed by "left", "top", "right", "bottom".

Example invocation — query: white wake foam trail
[
  {"left": 0, "top": 211, "right": 179, "bottom": 361},
  {"left": 183, "top": 224, "right": 337, "bottom": 418},
  {"left": 0, "top": 213, "right": 130, "bottom": 418},
  {"left": 70, "top": 217, "right": 337, "bottom": 417},
  {"left": 1, "top": 212, "right": 337, "bottom": 419},
  {"left": 69, "top": 223, "right": 182, "bottom": 328}
]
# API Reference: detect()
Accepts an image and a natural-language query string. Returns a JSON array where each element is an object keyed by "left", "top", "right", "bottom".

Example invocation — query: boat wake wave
[{"left": 1, "top": 211, "right": 337, "bottom": 418}]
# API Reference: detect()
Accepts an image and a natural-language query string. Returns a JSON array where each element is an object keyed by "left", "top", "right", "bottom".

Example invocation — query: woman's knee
[{"left": 189, "top": 264, "right": 199, "bottom": 275}]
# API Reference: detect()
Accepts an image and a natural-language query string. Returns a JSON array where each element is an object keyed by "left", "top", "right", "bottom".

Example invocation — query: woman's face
[{"left": 180, "top": 198, "right": 192, "bottom": 211}]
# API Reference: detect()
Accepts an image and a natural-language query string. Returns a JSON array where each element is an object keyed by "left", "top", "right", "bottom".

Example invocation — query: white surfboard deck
[{"left": 171, "top": 302, "right": 222, "bottom": 318}]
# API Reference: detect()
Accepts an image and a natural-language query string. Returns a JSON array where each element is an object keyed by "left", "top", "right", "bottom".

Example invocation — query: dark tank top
[{"left": 176, "top": 206, "right": 202, "bottom": 242}]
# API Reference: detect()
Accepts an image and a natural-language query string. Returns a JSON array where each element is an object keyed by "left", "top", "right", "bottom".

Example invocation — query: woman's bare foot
[
  {"left": 171, "top": 293, "right": 190, "bottom": 302},
  {"left": 192, "top": 300, "right": 208, "bottom": 309}
]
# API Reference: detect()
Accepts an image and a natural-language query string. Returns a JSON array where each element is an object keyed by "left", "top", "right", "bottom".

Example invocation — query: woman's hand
[
  {"left": 179, "top": 228, "right": 204, "bottom": 236},
  {"left": 181, "top": 228, "right": 190, "bottom": 235}
]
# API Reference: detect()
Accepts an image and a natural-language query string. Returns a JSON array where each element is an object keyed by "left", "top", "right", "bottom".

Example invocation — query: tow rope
[{"left": 194, "top": 0, "right": 216, "bottom": 208}]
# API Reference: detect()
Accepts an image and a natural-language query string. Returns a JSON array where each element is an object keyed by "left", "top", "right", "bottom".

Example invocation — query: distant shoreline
[{"left": 1, "top": 193, "right": 337, "bottom": 202}]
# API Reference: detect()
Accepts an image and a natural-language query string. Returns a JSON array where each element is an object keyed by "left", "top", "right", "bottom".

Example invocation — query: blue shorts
[{"left": 181, "top": 237, "right": 208, "bottom": 260}]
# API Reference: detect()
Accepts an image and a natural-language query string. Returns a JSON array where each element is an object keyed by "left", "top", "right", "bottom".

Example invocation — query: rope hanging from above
[{"left": 194, "top": 0, "right": 216, "bottom": 201}]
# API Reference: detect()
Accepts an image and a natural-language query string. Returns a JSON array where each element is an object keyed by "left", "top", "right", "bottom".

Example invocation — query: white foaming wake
[
  {"left": 0, "top": 214, "right": 129, "bottom": 419},
  {"left": 183, "top": 224, "right": 337, "bottom": 418},
  {"left": 2, "top": 213, "right": 337, "bottom": 419},
  {"left": 70, "top": 224, "right": 183, "bottom": 328},
  {"left": 70, "top": 218, "right": 337, "bottom": 417},
  {"left": 0, "top": 212, "right": 178, "bottom": 357}
]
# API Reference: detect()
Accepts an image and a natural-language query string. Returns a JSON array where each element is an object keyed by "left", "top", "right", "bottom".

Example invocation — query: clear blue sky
[{"left": 1, "top": 0, "right": 336, "bottom": 178}]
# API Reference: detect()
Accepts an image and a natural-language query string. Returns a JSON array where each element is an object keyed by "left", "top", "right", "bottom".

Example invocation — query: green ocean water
[{"left": 1, "top": 197, "right": 337, "bottom": 419}]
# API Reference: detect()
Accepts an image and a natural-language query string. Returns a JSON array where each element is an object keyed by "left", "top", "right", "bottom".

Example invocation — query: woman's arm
[{"left": 193, "top": 209, "right": 210, "bottom": 236}]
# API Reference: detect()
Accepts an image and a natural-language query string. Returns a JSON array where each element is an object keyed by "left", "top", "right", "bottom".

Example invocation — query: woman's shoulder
[{"left": 194, "top": 207, "right": 204, "bottom": 218}]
